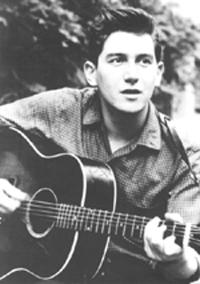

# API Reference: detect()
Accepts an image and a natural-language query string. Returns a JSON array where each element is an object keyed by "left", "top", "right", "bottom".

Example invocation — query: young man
[{"left": 0, "top": 7, "right": 199, "bottom": 284}]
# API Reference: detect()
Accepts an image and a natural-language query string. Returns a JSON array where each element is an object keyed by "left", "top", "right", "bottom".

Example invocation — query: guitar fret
[
  {"left": 90, "top": 209, "right": 96, "bottom": 233},
  {"left": 107, "top": 213, "right": 113, "bottom": 235},
  {"left": 139, "top": 217, "right": 145, "bottom": 239},
  {"left": 134, "top": 218, "right": 142, "bottom": 240},
  {"left": 71, "top": 206, "right": 79, "bottom": 230},
  {"left": 63, "top": 204, "right": 69, "bottom": 229},
  {"left": 115, "top": 214, "right": 120, "bottom": 235},
  {"left": 84, "top": 208, "right": 89, "bottom": 231},
  {"left": 74, "top": 206, "right": 80, "bottom": 231},
  {"left": 131, "top": 216, "right": 136, "bottom": 237},
  {"left": 101, "top": 210, "right": 107, "bottom": 234},
  {"left": 62, "top": 204, "right": 67, "bottom": 228},
  {"left": 122, "top": 214, "right": 129, "bottom": 236},
  {"left": 56, "top": 203, "right": 65, "bottom": 228},
  {"left": 69, "top": 206, "right": 77, "bottom": 230},
  {"left": 66, "top": 205, "right": 73, "bottom": 229},
  {"left": 55, "top": 204, "right": 61, "bottom": 227},
  {"left": 118, "top": 213, "right": 125, "bottom": 236},
  {"left": 84, "top": 208, "right": 93, "bottom": 232},
  {"left": 95, "top": 210, "right": 101, "bottom": 233},
  {"left": 126, "top": 215, "right": 133, "bottom": 237},
  {"left": 78, "top": 207, "right": 84, "bottom": 231},
  {"left": 61, "top": 204, "right": 67, "bottom": 228}
]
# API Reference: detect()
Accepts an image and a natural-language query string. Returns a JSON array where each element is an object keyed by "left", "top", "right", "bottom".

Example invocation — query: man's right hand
[{"left": 0, "top": 178, "right": 28, "bottom": 215}]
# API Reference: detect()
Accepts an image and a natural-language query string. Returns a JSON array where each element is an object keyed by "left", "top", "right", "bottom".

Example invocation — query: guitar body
[{"left": 0, "top": 128, "right": 117, "bottom": 282}]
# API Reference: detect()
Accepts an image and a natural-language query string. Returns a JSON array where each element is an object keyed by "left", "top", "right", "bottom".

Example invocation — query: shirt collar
[
  {"left": 82, "top": 88, "right": 161, "bottom": 151},
  {"left": 137, "top": 102, "right": 161, "bottom": 151}
]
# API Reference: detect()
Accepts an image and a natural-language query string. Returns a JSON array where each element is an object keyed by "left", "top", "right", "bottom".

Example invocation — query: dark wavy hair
[{"left": 87, "top": 7, "right": 163, "bottom": 64}]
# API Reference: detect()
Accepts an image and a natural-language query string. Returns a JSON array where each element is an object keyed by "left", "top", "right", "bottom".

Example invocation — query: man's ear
[
  {"left": 83, "top": 61, "right": 98, "bottom": 87},
  {"left": 155, "top": 61, "right": 164, "bottom": 87}
]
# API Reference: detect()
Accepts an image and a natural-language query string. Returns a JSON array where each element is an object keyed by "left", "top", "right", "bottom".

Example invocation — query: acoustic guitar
[{"left": 0, "top": 127, "right": 199, "bottom": 282}]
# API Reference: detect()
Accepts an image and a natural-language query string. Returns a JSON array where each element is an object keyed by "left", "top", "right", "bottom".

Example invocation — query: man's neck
[{"left": 101, "top": 104, "right": 149, "bottom": 153}]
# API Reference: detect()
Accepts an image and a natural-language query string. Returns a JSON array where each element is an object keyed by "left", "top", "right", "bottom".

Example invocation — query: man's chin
[{"left": 117, "top": 103, "right": 147, "bottom": 114}]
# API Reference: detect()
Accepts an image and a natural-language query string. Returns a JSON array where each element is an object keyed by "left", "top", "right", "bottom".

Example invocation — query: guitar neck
[
  {"left": 55, "top": 204, "right": 187, "bottom": 242},
  {"left": 18, "top": 201, "right": 196, "bottom": 247}
]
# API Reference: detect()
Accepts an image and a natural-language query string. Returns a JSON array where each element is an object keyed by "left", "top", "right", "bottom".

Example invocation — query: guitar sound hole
[{"left": 27, "top": 188, "right": 57, "bottom": 238}]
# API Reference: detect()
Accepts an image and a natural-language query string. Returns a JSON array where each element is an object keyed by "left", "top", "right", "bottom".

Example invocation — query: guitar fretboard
[
  {"left": 18, "top": 201, "right": 200, "bottom": 247},
  {"left": 55, "top": 204, "right": 184, "bottom": 241}
]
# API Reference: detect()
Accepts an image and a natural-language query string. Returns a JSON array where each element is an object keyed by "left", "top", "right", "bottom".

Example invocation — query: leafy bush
[{"left": 0, "top": 0, "right": 200, "bottom": 114}]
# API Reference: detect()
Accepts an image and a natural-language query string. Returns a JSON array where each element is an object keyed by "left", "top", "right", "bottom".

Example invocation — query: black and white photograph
[{"left": 0, "top": 0, "right": 200, "bottom": 283}]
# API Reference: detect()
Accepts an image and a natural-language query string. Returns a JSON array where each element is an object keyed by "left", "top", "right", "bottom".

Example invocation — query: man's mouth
[{"left": 121, "top": 89, "right": 141, "bottom": 95}]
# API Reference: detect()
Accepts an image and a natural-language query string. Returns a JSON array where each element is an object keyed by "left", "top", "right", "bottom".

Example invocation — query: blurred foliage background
[{"left": 0, "top": 0, "right": 200, "bottom": 117}]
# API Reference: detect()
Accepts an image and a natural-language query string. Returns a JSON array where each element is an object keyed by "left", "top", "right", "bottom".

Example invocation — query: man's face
[{"left": 84, "top": 31, "right": 163, "bottom": 114}]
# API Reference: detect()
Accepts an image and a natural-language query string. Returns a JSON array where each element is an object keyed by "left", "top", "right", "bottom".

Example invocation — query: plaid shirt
[{"left": 0, "top": 87, "right": 199, "bottom": 283}]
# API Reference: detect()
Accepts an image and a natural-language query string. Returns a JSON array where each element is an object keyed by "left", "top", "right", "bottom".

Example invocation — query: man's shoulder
[
  {"left": 29, "top": 86, "right": 96, "bottom": 109},
  {"left": 0, "top": 87, "right": 93, "bottom": 128},
  {"left": 32, "top": 87, "right": 82, "bottom": 105},
  {"left": 0, "top": 86, "right": 97, "bottom": 119}
]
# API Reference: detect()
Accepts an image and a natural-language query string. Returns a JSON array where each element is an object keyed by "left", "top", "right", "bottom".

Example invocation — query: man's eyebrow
[
  {"left": 106, "top": 53, "right": 126, "bottom": 58},
  {"left": 136, "top": 53, "right": 154, "bottom": 59},
  {"left": 105, "top": 53, "right": 154, "bottom": 59}
]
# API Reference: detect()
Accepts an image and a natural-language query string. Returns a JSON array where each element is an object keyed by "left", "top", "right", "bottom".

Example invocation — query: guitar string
[
  {"left": 15, "top": 210, "right": 200, "bottom": 243},
  {"left": 15, "top": 209, "right": 200, "bottom": 244},
  {"left": 18, "top": 199, "right": 200, "bottom": 231},
  {"left": 18, "top": 204, "right": 184, "bottom": 231},
  {"left": 16, "top": 203, "right": 200, "bottom": 240},
  {"left": 17, "top": 200, "right": 199, "bottom": 233}
]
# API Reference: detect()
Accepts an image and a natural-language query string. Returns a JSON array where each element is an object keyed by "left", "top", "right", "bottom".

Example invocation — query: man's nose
[{"left": 123, "top": 63, "right": 139, "bottom": 84}]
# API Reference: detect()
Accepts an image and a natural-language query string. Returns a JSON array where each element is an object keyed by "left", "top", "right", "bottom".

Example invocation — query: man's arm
[
  {"left": 0, "top": 87, "right": 82, "bottom": 152},
  {"left": 144, "top": 154, "right": 200, "bottom": 282}
]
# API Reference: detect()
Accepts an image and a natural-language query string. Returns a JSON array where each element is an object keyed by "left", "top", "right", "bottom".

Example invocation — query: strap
[{"left": 158, "top": 113, "right": 199, "bottom": 185}]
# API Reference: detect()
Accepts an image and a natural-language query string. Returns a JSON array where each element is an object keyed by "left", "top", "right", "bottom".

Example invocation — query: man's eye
[
  {"left": 140, "top": 58, "right": 152, "bottom": 66},
  {"left": 109, "top": 57, "right": 124, "bottom": 65}
]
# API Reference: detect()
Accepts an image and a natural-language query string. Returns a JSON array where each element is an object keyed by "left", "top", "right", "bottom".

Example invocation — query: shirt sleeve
[
  {"left": 174, "top": 117, "right": 200, "bottom": 182},
  {"left": 167, "top": 156, "right": 200, "bottom": 224},
  {"left": 164, "top": 157, "right": 200, "bottom": 282},
  {"left": 185, "top": 145, "right": 200, "bottom": 183},
  {"left": 0, "top": 88, "right": 82, "bottom": 152}
]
